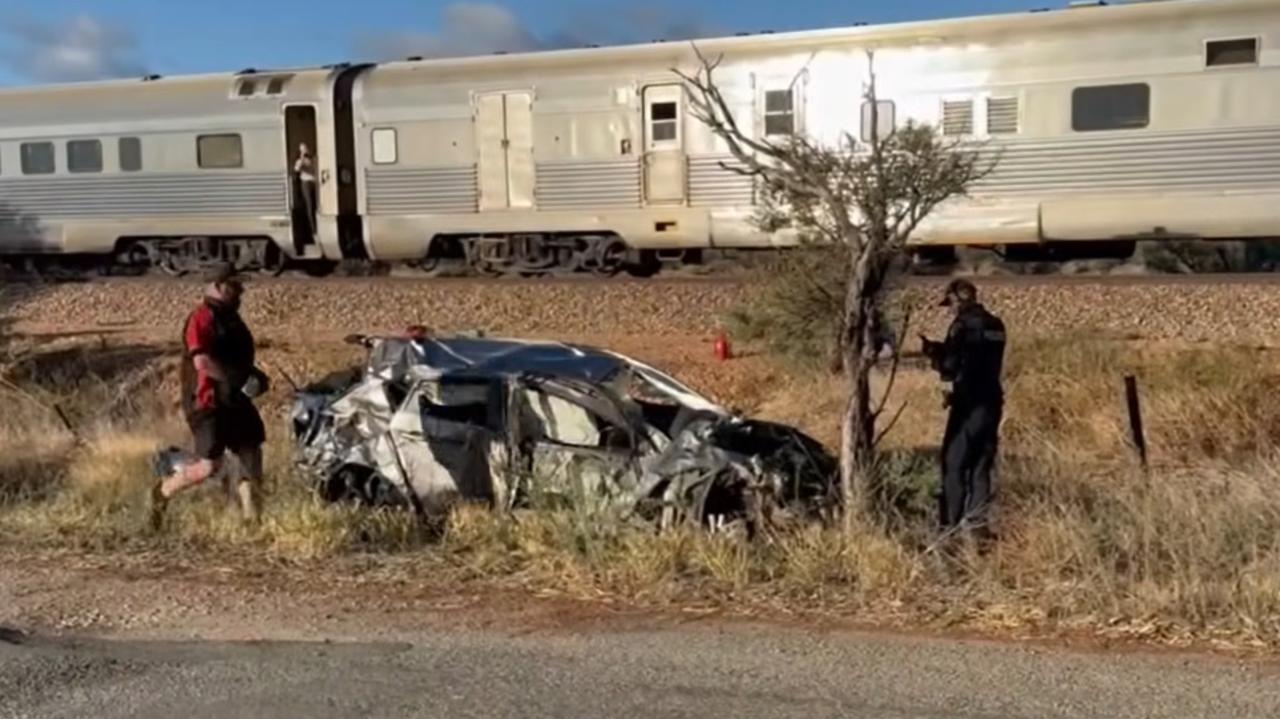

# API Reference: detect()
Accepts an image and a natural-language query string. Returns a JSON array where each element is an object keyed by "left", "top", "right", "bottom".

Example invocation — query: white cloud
[
  {"left": 356, "top": 2, "right": 542, "bottom": 60},
  {"left": 355, "top": 1, "right": 720, "bottom": 61},
  {"left": 0, "top": 14, "right": 147, "bottom": 83}
]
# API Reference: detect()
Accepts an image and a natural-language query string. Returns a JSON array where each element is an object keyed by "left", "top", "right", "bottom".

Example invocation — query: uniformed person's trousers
[{"left": 939, "top": 399, "right": 1002, "bottom": 529}]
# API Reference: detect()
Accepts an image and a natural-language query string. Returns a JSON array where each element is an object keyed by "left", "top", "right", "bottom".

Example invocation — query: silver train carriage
[{"left": 0, "top": 0, "right": 1275, "bottom": 277}]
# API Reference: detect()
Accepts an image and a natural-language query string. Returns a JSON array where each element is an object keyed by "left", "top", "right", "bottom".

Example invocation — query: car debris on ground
[{"left": 289, "top": 330, "right": 837, "bottom": 533}]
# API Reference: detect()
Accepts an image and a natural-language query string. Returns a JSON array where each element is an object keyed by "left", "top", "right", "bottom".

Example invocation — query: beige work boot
[{"left": 237, "top": 479, "right": 262, "bottom": 525}]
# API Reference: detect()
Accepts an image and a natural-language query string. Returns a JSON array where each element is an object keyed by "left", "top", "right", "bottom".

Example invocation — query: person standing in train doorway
[
  {"left": 294, "top": 142, "right": 318, "bottom": 238},
  {"left": 149, "top": 262, "right": 269, "bottom": 530},
  {"left": 921, "top": 279, "right": 1007, "bottom": 545}
]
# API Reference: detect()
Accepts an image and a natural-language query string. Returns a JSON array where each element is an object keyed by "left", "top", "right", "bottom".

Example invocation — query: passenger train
[{"left": 0, "top": 0, "right": 1275, "bottom": 277}]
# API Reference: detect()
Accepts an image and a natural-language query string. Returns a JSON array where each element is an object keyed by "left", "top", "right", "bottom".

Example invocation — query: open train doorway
[{"left": 284, "top": 104, "right": 319, "bottom": 254}]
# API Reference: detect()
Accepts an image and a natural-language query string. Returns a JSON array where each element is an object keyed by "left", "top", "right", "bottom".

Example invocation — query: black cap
[
  {"left": 203, "top": 261, "right": 244, "bottom": 285},
  {"left": 940, "top": 278, "right": 976, "bottom": 307}
]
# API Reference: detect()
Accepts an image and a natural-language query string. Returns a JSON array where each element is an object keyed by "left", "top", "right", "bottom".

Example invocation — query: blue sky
[{"left": 0, "top": 0, "right": 1051, "bottom": 85}]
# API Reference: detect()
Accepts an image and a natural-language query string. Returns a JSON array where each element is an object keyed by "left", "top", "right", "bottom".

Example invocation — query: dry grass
[{"left": 4, "top": 334, "right": 1280, "bottom": 647}]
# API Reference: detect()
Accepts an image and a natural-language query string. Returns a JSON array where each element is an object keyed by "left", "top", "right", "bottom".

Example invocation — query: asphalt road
[{"left": 3, "top": 622, "right": 1279, "bottom": 719}]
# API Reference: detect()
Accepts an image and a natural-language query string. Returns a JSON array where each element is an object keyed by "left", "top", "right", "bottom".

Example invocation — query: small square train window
[
  {"left": 198, "top": 134, "right": 244, "bottom": 168},
  {"left": 21, "top": 142, "right": 55, "bottom": 175},
  {"left": 649, "top": 102, "right": 679, "bottom": 142},
  {"left": 119, "top": 137, "right": 143, "bottom": 172},
  {"left": 67, "top": 139, "right": 103, "bottom": 173},
  {"left": 1206, "top": 38, "right": 1258, "bottom": 67},
  {"left": 860, "top": 100, "right": 895, "bottom": 143},
  {"left": 763, "top": 89, "right": 795, "bottom": 136},
  {"left": 372, "top": 128, "right": 398, "bottom": 164}
]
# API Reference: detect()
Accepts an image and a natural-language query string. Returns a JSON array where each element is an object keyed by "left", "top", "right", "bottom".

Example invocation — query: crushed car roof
[{"left": 366, "top": 334, "right": 726, "bottom": 414}]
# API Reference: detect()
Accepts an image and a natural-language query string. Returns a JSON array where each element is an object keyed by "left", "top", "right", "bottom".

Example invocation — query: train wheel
[
  {"left": 624, "top": 250, "right": 662, "bottom": 278},
  {"left": 591, "top": 238, "right": 628, "bottom": 277},
  {"left": 157, "top": 253, "right": 186, "bottom": 277},
  {"left": 301, "top": 260, "right": 338, "bottom": 278},
  {"left": 259, "top": 245, "right": 288, "bottom": 277}
]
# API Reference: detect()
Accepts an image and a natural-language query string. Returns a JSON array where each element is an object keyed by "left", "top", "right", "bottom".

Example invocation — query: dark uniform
[
  {"left": 180, "top": 288, "right": 266, "bottom": 472},
  {"left": 926, "top": 280, "right": 1006, "bottom": 532}
]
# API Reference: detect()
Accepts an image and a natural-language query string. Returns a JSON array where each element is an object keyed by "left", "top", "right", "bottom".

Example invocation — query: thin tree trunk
[
  {"left": 839, "top": 356, "right": 876, "bottom": 532},
  {"left": 838, "top": 246, "right": 879, "bottom": 532}
]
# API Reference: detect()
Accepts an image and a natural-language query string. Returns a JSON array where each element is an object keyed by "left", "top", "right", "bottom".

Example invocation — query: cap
[
  {"left": 203, "top": 261, "right": 245, "bottom": 285},
  {"left": 939, "top": 278, "right": 976, "bottom": 307}
]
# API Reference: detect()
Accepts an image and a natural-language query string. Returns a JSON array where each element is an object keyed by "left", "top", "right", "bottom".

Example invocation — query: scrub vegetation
[{"left": 4, "top": 303, "right": 1280, "bottom": 650}]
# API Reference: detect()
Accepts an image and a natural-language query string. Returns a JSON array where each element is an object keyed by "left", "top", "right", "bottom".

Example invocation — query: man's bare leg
[
  {"left": 234, "top": 446, "right": 264, "bottom": 524},
  {"left": 149, "top": 456, "right": 223, "bottom": 530},
  {"left": 161, "top": 458, "right": 220, "bottom": 497}
]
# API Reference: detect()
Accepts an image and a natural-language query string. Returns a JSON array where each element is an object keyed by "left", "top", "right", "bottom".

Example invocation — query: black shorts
[{"left": 188, "top": 403, "right": 266, "bottom": 460}]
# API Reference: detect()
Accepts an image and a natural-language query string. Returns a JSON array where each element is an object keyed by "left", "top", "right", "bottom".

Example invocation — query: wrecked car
[{"left": 289, "top": 331, "right": 836, "bottom": 531}]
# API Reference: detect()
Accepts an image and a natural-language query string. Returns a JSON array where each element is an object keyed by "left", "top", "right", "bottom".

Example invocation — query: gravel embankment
[
  {"left": 0, "top": 278, "right": 748, "bottom": 340},
  {"left": 3, "top": 276, "right": 1280, "bottom": 345}
]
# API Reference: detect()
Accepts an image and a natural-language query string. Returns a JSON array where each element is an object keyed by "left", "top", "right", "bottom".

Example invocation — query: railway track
[{"left": 6, "top": 268, "right": 1280, "bottom": 289}]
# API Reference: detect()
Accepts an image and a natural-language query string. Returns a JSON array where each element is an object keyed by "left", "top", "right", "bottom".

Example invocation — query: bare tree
[{"left": 677, "top": 48, "right": 995, "bottom": 524}]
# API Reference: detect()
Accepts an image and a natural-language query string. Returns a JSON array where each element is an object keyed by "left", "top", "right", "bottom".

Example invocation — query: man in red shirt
[{"left": 150, "top": 262, "right": 268, "bottom": 530}]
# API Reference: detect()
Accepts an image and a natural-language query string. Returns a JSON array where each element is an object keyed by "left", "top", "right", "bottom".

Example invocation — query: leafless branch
[
  {"left": 872, "top": 401, "right": 909, "bottom": 450},
  {"left": 870, "top": 305, "right": 913, "bottom": 422}
]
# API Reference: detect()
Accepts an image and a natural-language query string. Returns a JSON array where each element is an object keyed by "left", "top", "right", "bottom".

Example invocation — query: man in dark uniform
[
  {"left": 150, "top": 262, "right": 268, "bottom": 529},
  {"left": 921, "top": 279, "right": 1006, "bottom": 538}
]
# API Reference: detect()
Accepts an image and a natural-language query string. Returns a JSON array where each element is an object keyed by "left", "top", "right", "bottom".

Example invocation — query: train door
[
  {"left": 476, "top": 91, "right": 535, "bottom": 211},
  {"left": 642, "top": 85, "right": 687, "bottom": 205},
  {"left": 284, "top": 104, "right": 320, "bottom": 254}
]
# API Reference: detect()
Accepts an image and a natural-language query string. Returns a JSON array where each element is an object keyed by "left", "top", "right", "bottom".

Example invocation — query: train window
[
  {"left": 197, "top": 134, "right": 244, "bottom": 168},
  {"left": 266, "top": 77, "right": 287, "bottom": 95},
  {"left": 237, "top": 80, "right": 256, "bottom": 97},
  {"left": 372, "top": 128, "right": 398, "bottom": 164},
  {"left": 650, "top": 102, "right": 679, "bottom": 142},
  {"left": 942, "top": 100, "right": 974, "bottom": 136},
  {"left": 20, "top": 142, "right": 55, "bottom": 175},
  {"left": 987, "top": 97, "right": 1019, "bottom": 134},
  {"left": 859, "top": 100, "right": 895, "bottom": 143},
  {"left": 1071, "top": 83, "right": 1149, "bottom": 132},
  {"left": 763, "top": 89, "right": 795, "bottom": 136},
  {"left": 119, "top": 137, "right": 143, "bottom": 172},
  {"left": 67, "top": 140, "right": 103, "bottom": 173},
  {"left": 1206, "top": 38, "right": 1258, "bottom": 67}
]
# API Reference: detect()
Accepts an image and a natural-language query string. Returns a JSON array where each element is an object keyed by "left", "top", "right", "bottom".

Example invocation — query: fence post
[{"left": 1124, "top": 375, "right": 1148, "bottom": 468}]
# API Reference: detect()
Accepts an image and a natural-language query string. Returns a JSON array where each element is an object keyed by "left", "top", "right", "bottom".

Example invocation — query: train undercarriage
[
  {"left": 7, "top": 233, "right": 1280, "bottom": 281},
  {"left": 410, "top": 233, "right": 676, "bottom": 278},
  {"left": 0, "top": 232, "right": 684, "bottom": 280}
]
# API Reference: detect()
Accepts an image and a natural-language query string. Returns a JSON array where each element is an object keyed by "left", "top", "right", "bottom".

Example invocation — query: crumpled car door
[
  {"left": 510, "top": 376, "right": 654, "bottom": 516},
  {"left": 380, "top": 375, "right": 508, "bottom": 515}
]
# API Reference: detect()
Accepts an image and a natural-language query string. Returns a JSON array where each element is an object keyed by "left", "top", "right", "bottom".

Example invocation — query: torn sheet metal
[{"left": 291, "top": 333, "right": 836, "bottom": 531}]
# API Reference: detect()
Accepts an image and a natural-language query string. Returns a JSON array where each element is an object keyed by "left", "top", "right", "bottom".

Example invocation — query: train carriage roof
[
  {"left": 0, "top": 0, "right": 1268, "bottom": 116},
  {"left": 0, "top": 66, "right": 338, "bottom": 134},
  {"left": 358, "top": 0, "right": 1269, "bottom": 78}
]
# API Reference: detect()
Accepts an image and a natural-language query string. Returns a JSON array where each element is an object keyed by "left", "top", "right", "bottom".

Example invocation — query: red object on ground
[{"left": 714, "top": 332, "right": 732, "bottom": 361}]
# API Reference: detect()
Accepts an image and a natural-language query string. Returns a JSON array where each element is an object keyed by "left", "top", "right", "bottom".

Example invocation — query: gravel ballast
[{"left": 3, "top": 276, "right": 1280, "bottom": 345}]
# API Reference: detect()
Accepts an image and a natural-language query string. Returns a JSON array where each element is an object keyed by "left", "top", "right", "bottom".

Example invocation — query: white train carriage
[
  {"left": 348, "top": 0, "right": 1280, "bottom": 273},
  {"left": 0, "top": 0, "right": 1275, "bottom": 276},
  {"left": 0, "top": 64, "right": 360, "bottom": 274}
]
